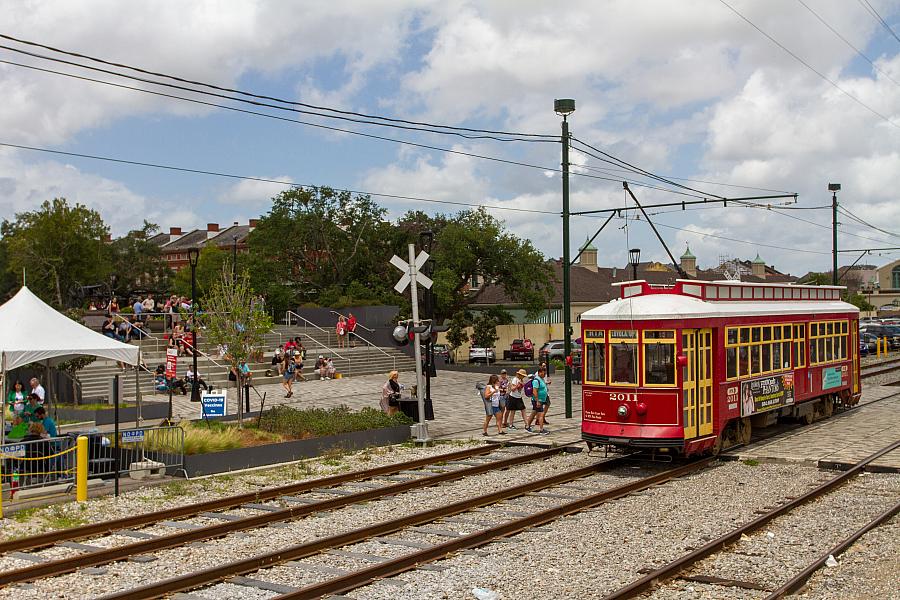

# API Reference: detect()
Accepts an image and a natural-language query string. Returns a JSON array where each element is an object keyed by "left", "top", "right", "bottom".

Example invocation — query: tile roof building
[{"left": 158, "top": 221, "right": 258, "bottom": 271}]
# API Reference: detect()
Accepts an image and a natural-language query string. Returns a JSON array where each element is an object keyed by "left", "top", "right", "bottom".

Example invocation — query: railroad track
[
  {"left": 859, "top": 356, "right": 900, "bottom": 379},
  {"left": 0, "top": 443, "right": 586, "bottom": 586},
  {"left": 600, "top": 439, "right": 900, "bottom": 599},
  {"left": 67, "top": 456, "right": 713, "bottom": 599}
]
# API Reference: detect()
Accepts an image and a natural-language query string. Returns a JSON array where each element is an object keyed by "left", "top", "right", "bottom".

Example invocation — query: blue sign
[
  {"left": 201, "top": 392, "right": 227, "bottom": 418},
  {"left": 822, "top": 367, "right": 843, "bottom": 390},
  {"left": 1, "top": 444, "right": 25, "bottom": 458},
  {"left": 121, "top": 429, "right": 145, "bottom": 444}
]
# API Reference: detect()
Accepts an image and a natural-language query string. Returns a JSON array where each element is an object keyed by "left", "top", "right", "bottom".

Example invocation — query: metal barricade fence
[
  {"left": 84, "top": 425, "right": 186, "bottom": 480},
  {"left": 1, "top": 436, "right": 78, "bottom": 494}
]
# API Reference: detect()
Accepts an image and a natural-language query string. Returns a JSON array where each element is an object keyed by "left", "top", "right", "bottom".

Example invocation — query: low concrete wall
[{"left": 177, "top": 424, "right": 411, "bottom": 477}]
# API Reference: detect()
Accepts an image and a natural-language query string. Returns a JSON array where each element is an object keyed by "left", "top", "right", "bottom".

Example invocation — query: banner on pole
[{"left": 165, "top": 348, "right": 178, "bottom": 379}]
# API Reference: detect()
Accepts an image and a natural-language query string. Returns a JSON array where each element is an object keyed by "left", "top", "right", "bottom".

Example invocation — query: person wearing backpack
[
  {"left": 282, "top": 352, "right": 295, "bottom": 398},
  {"left": 525, "top": 367, "right": 550, "bottom": 435},
  {"left": 481, "top": 374, "right": 505, "bottom": 437},
  {"left": 503, "top": 369, "right": 528, "bottom": 429}
]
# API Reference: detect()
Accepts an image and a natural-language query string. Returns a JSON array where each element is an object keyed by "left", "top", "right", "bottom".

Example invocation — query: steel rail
[
  {"left": 764, "top": 497, "right": 900, "bottom": 599},
  {"left": 0, "top": 445, "right": 562, "bottom": 585},
  {"left": 274, "top": 457, "right": 714, "bottom": 600},
  {"left": 859, "top": 361, "right": 900, "bottom": 379},
  {"left": 599, "top": 439, "right": 900, "bottom": 600},
  {"left": 0, "top": 444, "right": 501, "bottom": 555},
  {"left": 104, "top": 457, "right": 712, "bottom": 600}
]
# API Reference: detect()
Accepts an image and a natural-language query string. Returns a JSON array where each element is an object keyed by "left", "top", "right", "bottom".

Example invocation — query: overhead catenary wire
[
  {"left": 575, "top": 163, "right": 794, "bottom": 194},
  {"left": 0, "top": 33, "right": 558, "bottom": 140},
  {"left": 0, "top": 140, "right": 560, "bottom": 216},
  {"left": 857, "top": 0, "right": 900, "bottom": 45},
  {"left": 796, "top": 0, "right": 900, "bottom": 88},
  {"left": 838, "top": 206, "right": 900, "bottom": 240},
  {"left": 718, "top": 0, "right": 900, "bottom": 130}
]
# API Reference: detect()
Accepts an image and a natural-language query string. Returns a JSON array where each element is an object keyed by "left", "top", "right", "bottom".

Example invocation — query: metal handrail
[
  {"left": 178, "top": 336, "right": 228, "bottom": 372},
  {"left": 109, "top": 314, "right": 162, "bottom": 354},
  {"left": 328, "top": 310, "right": 375, "bottom": 333},
  {"left": 285, "top": 310, "right": 334, "bottom": 346},
  {"left": 328, "top": 313, "right": 394, "bottom": 371}
]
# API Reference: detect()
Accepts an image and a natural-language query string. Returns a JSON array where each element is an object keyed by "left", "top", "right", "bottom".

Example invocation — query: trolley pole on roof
[
  {"left": 829, "top": 183, "right": 841, "bottom": 286},
  {"left": 555, "top": 98, "right": 575, "bottom": 420}
]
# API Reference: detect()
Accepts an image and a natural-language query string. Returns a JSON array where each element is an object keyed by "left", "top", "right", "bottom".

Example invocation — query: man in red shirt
[{"left": 347, "top": 313, "right": 358, "bottom": 348}]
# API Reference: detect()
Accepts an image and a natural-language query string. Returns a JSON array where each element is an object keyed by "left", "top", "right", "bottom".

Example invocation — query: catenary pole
[{"left": 558, "top": 100, "right": 574, "bottom": 420}]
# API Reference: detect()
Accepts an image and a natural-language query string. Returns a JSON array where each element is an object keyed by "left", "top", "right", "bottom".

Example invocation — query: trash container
[{"left": 398, "top": 399, "right": 434, "bottom": 421}]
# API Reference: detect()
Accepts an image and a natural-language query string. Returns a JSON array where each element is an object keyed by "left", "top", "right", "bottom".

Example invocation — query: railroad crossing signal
[{"left": 390, "top": 251, "right": 433, "bottom": 293}]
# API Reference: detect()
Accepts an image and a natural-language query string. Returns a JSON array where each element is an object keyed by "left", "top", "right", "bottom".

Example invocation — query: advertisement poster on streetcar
[
  {"left": 165, "top": 347, "right": 178, "bottom": 379},
  {"left": 741, "top": 373, "right": 794, "bottom": 416}
]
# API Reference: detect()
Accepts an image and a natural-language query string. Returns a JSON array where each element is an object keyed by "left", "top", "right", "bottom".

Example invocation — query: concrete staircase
[{"left": 75, "top": 325, "right": 415, "bottom": 402}]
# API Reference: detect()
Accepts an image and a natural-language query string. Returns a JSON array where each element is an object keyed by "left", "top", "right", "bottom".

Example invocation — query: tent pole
[
  {"left": 136, "top": 349, "right": 142, "bottom": 427},
  {"left": 45, "top": 359, "right": 55, "bottom": 422},
  {"left": 1, "top": 353, "right": 6, "bottom": 444}
]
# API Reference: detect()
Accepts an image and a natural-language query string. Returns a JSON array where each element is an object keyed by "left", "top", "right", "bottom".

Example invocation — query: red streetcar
[{"left": 580, "top": 279, "right": 860, "bottom": 456}]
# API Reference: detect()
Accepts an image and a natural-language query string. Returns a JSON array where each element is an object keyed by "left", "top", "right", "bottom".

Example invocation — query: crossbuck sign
[{"left": 390, "top": 251, "right": 432, "bottom": 293}]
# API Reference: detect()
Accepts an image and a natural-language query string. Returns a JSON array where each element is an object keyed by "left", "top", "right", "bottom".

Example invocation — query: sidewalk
[{"left": 73, "top": 370, "right": 586, "bottom": 444}]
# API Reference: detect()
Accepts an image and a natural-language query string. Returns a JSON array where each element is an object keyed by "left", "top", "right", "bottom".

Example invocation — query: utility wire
[
  {"left": 0, "top": 58, "right": 565, "bottom": 176},
  {"left": 838, "top": 205, "right": 900, "bottom": 239},
  {"left": 0, "top": 140, "right": 560, "bottom": 216},
  {"left": 0, "top": 43, "right": 551, "bottom": 144},
  {"left": 719, "top": 0, "right": 900, "bottom": 130},
  {"left": 575, "top": 163, "right": 793, "bottom": 194},
  {"left": 857, "top": 0, "right": 900, "bottom": 45},
  {"left": 796, "top": 0, "right": 900, "bottom": 88},
  {"left": 0, "top": 33, "right": 557, "bottom": 140},
  {"left": 570, "top": 137, "right": 728, "bottom": 199}
]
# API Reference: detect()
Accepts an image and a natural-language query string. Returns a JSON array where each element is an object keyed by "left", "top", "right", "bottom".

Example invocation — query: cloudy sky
[{"left": 2, "top": 0, "right": 899, "bottom": 277}]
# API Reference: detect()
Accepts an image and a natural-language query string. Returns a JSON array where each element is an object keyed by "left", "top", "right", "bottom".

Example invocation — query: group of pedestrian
[
  {"left": 5, "top": 378, "right": 57, "bottom": 440},
  {"left": 335, "top": 313, "right": 359, "bottom": 349},
  {"left": 481, "top": 365, "right": 552, "bottom": 436},
  {"left": 278, "top": 338, "right": 307, "bottom": 398}
]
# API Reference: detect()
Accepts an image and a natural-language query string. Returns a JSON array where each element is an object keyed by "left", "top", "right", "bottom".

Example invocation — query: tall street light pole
[
  {"left": 188, "top": 248, "right": 201, "bottom": 403},
  {"left": 555, "top": 98, "right": 575, "bottom": 420},
  {"left": 829, "top": 183, "right": 841, "bottom": 286},
  {"left": 630, "top": 248, "right": 641, "bottom": 280}
]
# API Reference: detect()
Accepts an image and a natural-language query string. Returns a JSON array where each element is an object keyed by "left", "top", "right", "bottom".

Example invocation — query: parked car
[
  {"left": 859, "top": 325, "right": 900, "bottom": 349},
  {"left": 468, "top": 346, "right": 496, "bottom": 364},
  {"left": 503, "top": 339, "right": 534, "bottom": 361},
  {"left": 539, "top": 340, "right": 582, "bottom": 363},
  {"left": 860, "top": 332, "right": 878, "bottom": 356},
  {"left": 432, "top": 343, "right": 452, "bottom": 364}
]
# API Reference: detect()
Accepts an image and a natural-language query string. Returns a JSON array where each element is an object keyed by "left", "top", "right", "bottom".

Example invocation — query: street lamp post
[
  {"left": 555, "top": 98, "right": 575, "bottom": 420},
  {"left": 187, "top": 248, "right": 201, "bottom": 403},
  {"left": 829, "top": 183, "right": 841, "bottom": 286},
  {"left": 629, "top": 248, "right": 641, "bottom": 280}
]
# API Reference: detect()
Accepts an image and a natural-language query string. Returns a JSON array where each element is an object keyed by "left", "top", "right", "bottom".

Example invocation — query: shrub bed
[{"left": 258, "top": 405, "right": 411, "bottom": 439}]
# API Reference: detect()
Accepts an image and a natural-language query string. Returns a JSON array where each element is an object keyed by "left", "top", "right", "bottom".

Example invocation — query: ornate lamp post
[
  {"left": 555, "top": 98, "right": 575, "bottom": 420},
  {"left": 629, "top": 248, "right": 641, "bottom": 280}
]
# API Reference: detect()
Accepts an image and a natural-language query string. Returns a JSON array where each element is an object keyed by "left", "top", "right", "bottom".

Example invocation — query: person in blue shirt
[
  {"left": 33, "top": 407, "right": 58, "bottom": 438},
  {"left": 525, "top": 367, "right": 551, "bottom": 435}
]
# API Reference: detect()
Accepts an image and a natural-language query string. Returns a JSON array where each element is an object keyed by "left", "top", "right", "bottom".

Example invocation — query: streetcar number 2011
[{"left": 608, "top": 393, "right": 638, "bottom": 403}]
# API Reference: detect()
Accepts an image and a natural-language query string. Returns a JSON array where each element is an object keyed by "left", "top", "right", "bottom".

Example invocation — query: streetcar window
[
  {"left": 841, "top": 321, "right": 848, "bottom": 334},
  {"left": 750, "top": 345, "right": 761, "bottom": 375},
  {"left": 824, "top": 338, "right": 832, "bottom": 362},
  {"left": 763, "top": 326, "right": 772, "bottom": 341},
  {"left": 740, "top": 328, "right": 750, "bottom": 343},
  {"left": 773, "top": 327, "right": 781, "bottom": 341},
  {"left": 784, "top": 325, "right": 792, "bottom": 339},
  {"left": 743, "top": 287, "right": 753, "bottom": 299},
  {"left": 644, "top": 343, "right": 675, "bottom": 385},
  {"left": 811, "top": 323, "right": 818, "bottom": 336},
  {"left": 751, "top": 327, "right": 761, "bottom": 343},
  {"left": 782, "top": 341, "right": 791, "bottom": 368},
  {"left": 726, "top": 348, "right": 737, "bottom": 379},
  {"left": 727, "top": 328, "right": 738, "bottom": 345},
  {"left": 839, "top": 336, "right": 847, "bottom": 359},
  {"left": 585, "top": 342, "right": 605, "bottom": 384},
  {"left": 762, "top": 344, "right": 771, "bottom": 372},
  {"left": 738, "top": 347, "right": 749, "bottom": 377},
  {"left": 754, "top": 287, "right": 764, "bottom": 299},
  {"left": 772, "top": 343, "right": 782, "bottom": 372},
  {"left": 826, "top": 322, "right": 834, "bottom": 335},
  {"left": 610, "top": 342, "right": 638, "bottom": 385},
  {"left": 810, "top": 338, "right": 818, "bottom": 364}
]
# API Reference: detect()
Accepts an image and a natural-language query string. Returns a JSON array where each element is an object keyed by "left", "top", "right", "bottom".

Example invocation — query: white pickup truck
[{"left": 468, "top": 346, "right": 496, "bottom": 364}]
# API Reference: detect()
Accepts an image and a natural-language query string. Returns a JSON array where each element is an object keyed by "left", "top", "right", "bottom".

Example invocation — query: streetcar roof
[{"left": 580, "top": 294, "right": 859, "bottom": 321}]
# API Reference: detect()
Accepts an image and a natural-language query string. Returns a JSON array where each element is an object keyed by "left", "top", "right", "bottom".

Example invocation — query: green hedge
[{"left": 259, "top": 405, "right": 411, "bottom": 438}]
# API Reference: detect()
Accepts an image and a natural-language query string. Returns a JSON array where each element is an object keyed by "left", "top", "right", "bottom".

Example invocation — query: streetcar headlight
[{"left": 617, "top": 404, "right": 629, "bottom": 418}]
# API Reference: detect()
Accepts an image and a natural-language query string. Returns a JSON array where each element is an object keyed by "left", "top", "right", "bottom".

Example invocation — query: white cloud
[{"left": 218, "top": 176, "right": 293, "bottom": 206}]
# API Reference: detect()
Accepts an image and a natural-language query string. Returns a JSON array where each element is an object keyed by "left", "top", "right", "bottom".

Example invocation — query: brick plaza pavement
[{"left": 131, "top": 369, "right": 585, "bottom": 445}]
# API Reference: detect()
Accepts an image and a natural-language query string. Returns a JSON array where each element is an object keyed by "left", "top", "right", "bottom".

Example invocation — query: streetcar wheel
[{"left": 586, "top": 442, "right": 596, "bottom": 452}]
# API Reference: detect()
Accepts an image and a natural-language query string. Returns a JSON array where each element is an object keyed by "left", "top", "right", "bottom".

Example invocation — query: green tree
[
  {"left": 172, "top": 245, "right": 229, "bottom": 303},
  {"left": 109, "top": 221, "right": 172, "bottom": 296},
  {"left": 445, "top": 310, "right": 471, "bottom": 364},
  {"left": 471, "top": 312, "right": 500, "bottom": 349},
  {"left": 200, "top": 266, "right": 273, "bottom": 426},
  {"left": 2, "top": 198, "right": 111, "bottom": 307},
  {"left": 844, "top": 292, "right": 874, "bottom": 312},
  {"left": 399, "top": 208, "right": 554, "bottom": 321}
]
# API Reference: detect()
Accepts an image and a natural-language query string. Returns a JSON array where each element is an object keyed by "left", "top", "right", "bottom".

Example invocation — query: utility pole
[
  {"left": 829, "top": 183, "right": 841, "bottom": 286},
  {"left": 555, "top": 99, "right": 575, "bottom": 420}
]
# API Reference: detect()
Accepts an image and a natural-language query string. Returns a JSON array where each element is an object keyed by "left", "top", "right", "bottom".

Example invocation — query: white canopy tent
[{"left": 0, "top": 287, "right": 141, "bottom": 438}]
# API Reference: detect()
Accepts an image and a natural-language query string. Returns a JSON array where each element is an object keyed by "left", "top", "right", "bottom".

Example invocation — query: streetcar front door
[{"left": 682, "top": 329, "right": 713, "bottom": 439}]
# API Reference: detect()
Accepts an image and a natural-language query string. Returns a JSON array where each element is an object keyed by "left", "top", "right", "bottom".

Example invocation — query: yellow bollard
[{"left": 76, "top": 436, "right": 88, "bottom": 502}]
